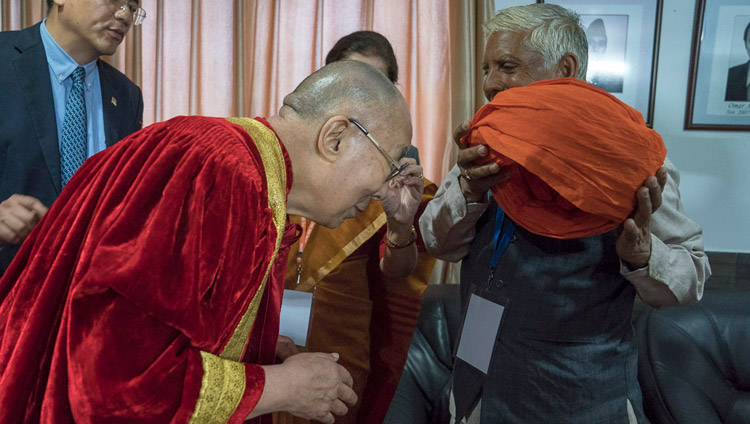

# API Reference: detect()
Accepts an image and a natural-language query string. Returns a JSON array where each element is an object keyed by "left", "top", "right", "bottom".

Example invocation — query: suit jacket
[
  {"left": 0, "top": 22, "right": 143, "bottom": 271},
  {"left": 725, "top": 61, "right": 749, "bottom": 101}
]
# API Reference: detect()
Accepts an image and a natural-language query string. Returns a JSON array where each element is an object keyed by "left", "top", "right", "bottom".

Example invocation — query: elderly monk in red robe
[
  {"left": 0, "top": 60, "right": 422, "bottom": 424},
  {"left": 274, "top": 31, "right": 436, "bottom": 424}
]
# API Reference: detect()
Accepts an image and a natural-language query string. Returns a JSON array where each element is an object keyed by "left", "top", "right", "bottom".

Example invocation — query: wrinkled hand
[
  {"left": 454, "top": 121, "right": 509, "bottom": 202},
  {"left": 0, "top": 194, "right": 48, "bottom": 245},
  {"left": 379, "top": 159, "right": 424, "bottom": 226},
  {"left": 282, "top": 352, "right": 357, "bottom": 423},
  {"left": 616, "top": 167, "right": 668, "bottom": 269},
  {"left": 275, "top": 335, "right": 300, "bottom": 362}
]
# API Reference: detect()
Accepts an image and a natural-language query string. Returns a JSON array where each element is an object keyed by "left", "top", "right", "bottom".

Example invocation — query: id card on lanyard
[
  {"left": 279, "top": 217, "right": 317, "bottom": 346},
  {"left": 279, "top": 289, "right": 314, "bottom": 346},
  {"left": 455, "top": 206, "right": 515, "bottom": 374}
]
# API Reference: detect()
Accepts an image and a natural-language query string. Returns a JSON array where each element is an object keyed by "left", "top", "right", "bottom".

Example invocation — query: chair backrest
[
  {"left": 383, "top": 284, "right": 463, "bottom": 424},
  {"left": 635, "top": 289, "right": 750, "bottom": 424}
]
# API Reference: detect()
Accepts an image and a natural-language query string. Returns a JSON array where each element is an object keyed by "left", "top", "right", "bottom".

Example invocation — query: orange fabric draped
[{"left": 463, "top": 78, "right": 667, "bottom": 239}]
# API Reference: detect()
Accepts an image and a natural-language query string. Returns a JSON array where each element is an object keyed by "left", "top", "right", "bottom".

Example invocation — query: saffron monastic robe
[
  {"left": 274, "top": 180, "right": 437, "bottom": 424},
  {"left": 0, "top": 116, "right": 297, "bottom": 423}
]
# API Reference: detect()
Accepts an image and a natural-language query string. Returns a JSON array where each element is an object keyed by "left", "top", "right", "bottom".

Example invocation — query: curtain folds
[
  {"left": 0, "top": 0, "right": 44, "bottom": 31},
  {"left": 2, "top": 0, "right": 492, "bottom": 194},
  {"left": 446, "top": 0, "right": 494, "bottom": 179}
]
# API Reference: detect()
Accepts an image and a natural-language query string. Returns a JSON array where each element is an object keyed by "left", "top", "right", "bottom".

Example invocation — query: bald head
[
  {"left": 281, "top": 60, "right": 405, "bottom": 126},
  {"left": 272, "top": 60, "right": 413, "bottom": 228}
]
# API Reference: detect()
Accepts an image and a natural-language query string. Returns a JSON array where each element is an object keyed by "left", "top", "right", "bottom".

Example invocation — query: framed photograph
[
  {"left": 539, "top": 0, "right": 662, "bottom": 126},
  {"left": 685, "top": 0, "right": 750, "bottom": 130}
]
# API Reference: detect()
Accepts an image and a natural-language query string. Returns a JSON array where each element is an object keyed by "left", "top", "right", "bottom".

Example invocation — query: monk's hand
[
  {"left": 616, "top": 167, "right": 668, "bottom": 269},
  {"left": 274, "top": 335, "right": 300, "bottom": 362},
  {"left": 379, "top": 159, "right": 424, "bottom": 226},
  {"left": 454, "top": 121, "right": 509, "bottom": 203},
  {"left": 282, "top": 352, "right": 357, "bottom": 423},
  {"left": 0, "top": 194, "right": 48, "bottom": 245}
]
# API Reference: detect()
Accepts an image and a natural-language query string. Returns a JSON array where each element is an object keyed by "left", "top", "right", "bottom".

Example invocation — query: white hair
[{"left": 483, "top": 3, "right": 588, "bottom": 80}]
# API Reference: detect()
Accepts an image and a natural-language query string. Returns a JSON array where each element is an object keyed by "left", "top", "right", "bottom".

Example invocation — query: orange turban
[{"left": 462, "top": 78, "right": 667, "bottom": 239}]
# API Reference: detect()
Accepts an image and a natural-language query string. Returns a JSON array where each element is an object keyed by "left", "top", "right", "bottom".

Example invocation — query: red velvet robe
[{"left": 0, "top": 116, "right": 297, "bottom": 423}]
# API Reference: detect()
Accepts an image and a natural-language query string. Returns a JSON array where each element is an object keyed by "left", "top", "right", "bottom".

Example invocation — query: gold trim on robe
[
  {"left": 189, "top": 118, "right": 287, "bottom": 424},
  {"left": 189, "top": 351, "right": 247, "bottom": 424},
  {"left": 299, "top": 210, "right": 387, "bottom": 291},
  {"left": 291, "top": 201, "right": 387, "bottom": 292},
  {"left": 220, "top": 117, "right": 287, "bottom": 361}
]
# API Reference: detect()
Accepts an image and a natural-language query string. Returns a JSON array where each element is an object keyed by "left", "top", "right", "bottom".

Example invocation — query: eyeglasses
[
  {"left": 114, "top": 1, "right": 147, "bottom": 25},
  {"left": 348, "top": 119, "right": 409, "bottom": 181}
]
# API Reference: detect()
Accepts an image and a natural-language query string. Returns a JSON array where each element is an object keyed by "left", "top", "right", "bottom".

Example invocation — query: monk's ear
[
  {"left": 317, "top": 116, "right": 349, "bottom": 164},
  {"left": 555, "top": 53, "right": 580, "bottom": 79}
]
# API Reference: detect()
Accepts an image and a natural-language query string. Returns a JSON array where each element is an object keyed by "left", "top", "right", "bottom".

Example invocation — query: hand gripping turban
[{"left": 462, "top": 78, "right": 667, "bottom": 239}]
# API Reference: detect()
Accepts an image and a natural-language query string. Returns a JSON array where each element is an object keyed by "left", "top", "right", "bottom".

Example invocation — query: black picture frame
[
  {"left": 685, "top": 0, "right": 750, "bottom": 131},
  {"left": 539, "top": 0, "right": 662, "bottom": 127}
]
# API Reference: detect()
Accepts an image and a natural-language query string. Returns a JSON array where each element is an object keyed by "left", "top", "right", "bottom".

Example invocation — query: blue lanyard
[{"left": 486, "top": 206, "right": 515, "bottom": 290}]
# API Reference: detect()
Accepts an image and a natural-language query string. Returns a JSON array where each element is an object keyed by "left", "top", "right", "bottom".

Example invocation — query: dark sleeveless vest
[{"left": 452, "top": 200, "right": 646, "bottom": 423}]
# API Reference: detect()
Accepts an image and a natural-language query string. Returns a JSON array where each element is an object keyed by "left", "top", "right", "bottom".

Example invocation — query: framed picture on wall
[
  {"left": 539, "top": 0, "right": 662, "bottom": 127},
  {"left": 686, "top": 0, "right": 750, "bottom": 130}
]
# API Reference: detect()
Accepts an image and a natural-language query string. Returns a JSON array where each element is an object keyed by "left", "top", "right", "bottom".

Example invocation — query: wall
[
  {"left": 494, "top": 0, "right": 750, "bottom": 253},
  {"left": 655, "top": 0, "right": 749, "bottom": 253}
]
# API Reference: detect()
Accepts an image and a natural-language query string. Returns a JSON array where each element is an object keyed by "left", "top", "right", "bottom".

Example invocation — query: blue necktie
[{"left": 60, "top": 67, "right": 87, "bottom": 187}]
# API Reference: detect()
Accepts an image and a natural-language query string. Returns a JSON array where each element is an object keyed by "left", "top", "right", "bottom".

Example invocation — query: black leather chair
[
  {"left": 383, "top": 284, "right": 462, "bottom": 424},
  {"left": 635, "top": 289, "right": 750, "bottom": 424},
  {"left": 385, "top": 286, "right": 750, "bottom": 424}
]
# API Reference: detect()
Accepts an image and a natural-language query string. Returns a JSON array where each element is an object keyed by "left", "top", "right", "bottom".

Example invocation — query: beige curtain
[
  {"left": 2, "top": 0, "right": 491, "bottom": 185},
  {"left": 445, "top": 0, "right": 493, "bottom": 179},
  {"left": 2, "top": 0, "right": 493, "bottom": 285},
  {"left": 236, "top": 0, "right": 462, "bottom": 184},
  {"left": 428, "top": 0, "right": 493, "bottom": 285},
  {"left": 0, "top": 0, "right": 45, "bottom": 31}
]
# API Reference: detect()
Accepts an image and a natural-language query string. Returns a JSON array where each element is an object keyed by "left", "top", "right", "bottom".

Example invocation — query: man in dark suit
[
  {"left": 0, "top": 0, "right": 144, "bottom": 272},
  {"left": 725, "top": 21, "right": 750, "bottom": 101}
]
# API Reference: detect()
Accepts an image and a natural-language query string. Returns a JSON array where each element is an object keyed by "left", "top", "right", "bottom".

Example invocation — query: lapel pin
[{"left": 111, "top": 97, "right": 117, "bottom": 107}]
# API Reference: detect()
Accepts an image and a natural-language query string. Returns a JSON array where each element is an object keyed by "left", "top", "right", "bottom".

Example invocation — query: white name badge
[
  {"left": 278, "top": 289, "right": 314, "bottom": 346},
  {"left": 455, "top": 293, "right": 505, "bottom": 374}
]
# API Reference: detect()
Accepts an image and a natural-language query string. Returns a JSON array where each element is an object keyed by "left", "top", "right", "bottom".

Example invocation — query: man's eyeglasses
[
  {"left": 114, "top": 1, "right": 147, "bottom": 25},
  {"left": 348, "top": 119, "right": 408, "bottom": 181}
]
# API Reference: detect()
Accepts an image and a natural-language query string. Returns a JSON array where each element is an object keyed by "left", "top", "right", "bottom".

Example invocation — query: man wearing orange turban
[{"left": 419, "top": 4, "right": 710, "bottom": 424}]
